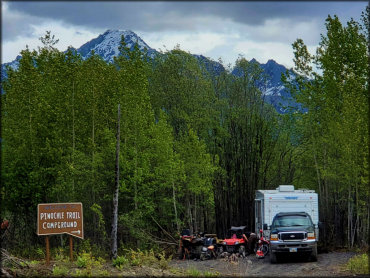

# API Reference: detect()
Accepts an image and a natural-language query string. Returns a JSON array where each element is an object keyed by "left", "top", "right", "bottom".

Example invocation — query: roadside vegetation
[{"left": 345, "top": 253, "right": 369, "bottom": 275}]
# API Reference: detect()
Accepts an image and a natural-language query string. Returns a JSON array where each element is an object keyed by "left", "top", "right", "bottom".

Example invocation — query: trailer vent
[{"left": 277, "top": 185, "right": 295, "bottom": 192}]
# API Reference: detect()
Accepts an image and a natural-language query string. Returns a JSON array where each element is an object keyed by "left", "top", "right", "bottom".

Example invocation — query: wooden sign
[{"left": 37, "top": 203, "right": 84, "bottom": 239}]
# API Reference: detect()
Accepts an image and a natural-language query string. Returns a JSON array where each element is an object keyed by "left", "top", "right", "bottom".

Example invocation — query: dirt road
[{"left": 170, "top": 251, "right": 357, "bottom": 276}]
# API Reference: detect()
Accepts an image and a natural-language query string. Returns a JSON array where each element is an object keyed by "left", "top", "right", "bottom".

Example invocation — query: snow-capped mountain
[
  {"left": 77, "top": 30, "right": 157, "bottom": 63},
  {"left": 1, "top": 29, "right": 298, "bottom": 113},
  {"left": 1, "top": 55, "right": 21, "bottom": 81}
]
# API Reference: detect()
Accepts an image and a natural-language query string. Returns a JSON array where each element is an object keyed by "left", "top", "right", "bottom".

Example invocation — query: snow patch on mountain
[
  {"left": 1, "top": 55, "right": 21, "bottom": 81},
  {"left": 77, "top": 30, "right": 155, "bottom": 63}
]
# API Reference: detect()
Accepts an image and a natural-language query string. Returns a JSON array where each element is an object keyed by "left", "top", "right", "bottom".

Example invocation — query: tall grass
[{"left": 346, "top": 253, "right": 369, "bottom": 275}]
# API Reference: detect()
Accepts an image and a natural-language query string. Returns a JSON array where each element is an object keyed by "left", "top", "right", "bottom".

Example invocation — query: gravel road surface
[{"left": 170, "top": 251, "right": 357, "bottom": 276}]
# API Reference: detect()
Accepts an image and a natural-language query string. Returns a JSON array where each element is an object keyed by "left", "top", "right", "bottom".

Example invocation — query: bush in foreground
[{"left": 346, "top": 253, "right": 369, "bottom": 275}]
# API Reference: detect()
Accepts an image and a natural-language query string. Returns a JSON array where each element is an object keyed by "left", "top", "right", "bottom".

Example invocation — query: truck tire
[
  {"left": 310, "top": 245, "right": 318, "bottom": 262},
  {"left": 270, "top": 252, "right": 277, "bottom": 264}
]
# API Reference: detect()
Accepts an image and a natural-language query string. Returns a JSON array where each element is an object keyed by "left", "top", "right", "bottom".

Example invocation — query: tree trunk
[
  {"left": 172, "top": 181, "right": 180, "bottom": 234},
  {"left": 111, "top": 104, "right": 121, "bottom": 259},
  {"left": 72, "top": 81, "right": 75, "bottom": 193}
]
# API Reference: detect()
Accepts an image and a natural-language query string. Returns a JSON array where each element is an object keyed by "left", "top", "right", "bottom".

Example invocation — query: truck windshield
[{"left": 272, "top": 215, "right": 312, "bottom": 227}]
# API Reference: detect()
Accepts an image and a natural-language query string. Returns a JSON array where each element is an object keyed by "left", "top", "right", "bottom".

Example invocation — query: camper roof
[
  {"left": 275, "top": 212, "right": 309, "bottom": 217},
  {"left": 230, "top": 226, "right": 247, "bottom": 231}
]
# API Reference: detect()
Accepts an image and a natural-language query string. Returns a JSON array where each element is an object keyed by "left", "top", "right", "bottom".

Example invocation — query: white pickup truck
[{"left": 255, "top": 185, "right": 319, "bottom": 263}]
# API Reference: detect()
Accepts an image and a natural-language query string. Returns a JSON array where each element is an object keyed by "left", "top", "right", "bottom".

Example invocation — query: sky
[{"left": 1, "top": 1, "right": 368, "bottom": 68}]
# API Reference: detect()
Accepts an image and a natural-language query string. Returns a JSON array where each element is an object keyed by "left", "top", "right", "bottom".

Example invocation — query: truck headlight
[
  {"left": 235, "top": 241, "right": 239, "bottom": 245},
  {"left": 307, "top": 232, "right": 315, "bottom": 240},
  {"left": 223, "top": 241, "right": 227, "bottom": 245},
  {"left": 270, "top": 234, "right": 278, "bottom": 241}
]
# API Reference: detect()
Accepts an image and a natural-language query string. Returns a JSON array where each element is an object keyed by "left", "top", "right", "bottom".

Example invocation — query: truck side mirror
[{"left": 263, "top": 224, "right": 268, "bottom": 230}]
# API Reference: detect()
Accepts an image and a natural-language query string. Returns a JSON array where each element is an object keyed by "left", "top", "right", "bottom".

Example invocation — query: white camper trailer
[
  {"left": 255, "top": 185, "right": 318, "bottom": 235},
  {"left": 255, "top": 185, "right": 319, "bottom": 263}
]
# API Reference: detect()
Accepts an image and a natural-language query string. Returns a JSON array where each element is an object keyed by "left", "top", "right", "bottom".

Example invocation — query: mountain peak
[
  {"left": 250, "top": 58, "right": 259, "bottom": 64},
  {"left": 77, "top": 29, "right": 153, "bottom": 63},
  {"left": 266, "top": 59, "right": 277, "bottom": 65},
  {"left": 102, "top": 29, "right": 135, "bottom": 37}
]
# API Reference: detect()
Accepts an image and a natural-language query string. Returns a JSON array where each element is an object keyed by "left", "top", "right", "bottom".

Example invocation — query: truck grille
[{"left": 280, "top": 232, "right": 306, "bottom": 241}]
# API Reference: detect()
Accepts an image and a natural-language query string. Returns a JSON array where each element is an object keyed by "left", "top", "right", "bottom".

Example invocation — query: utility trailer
[{"left": 255, "top": 185, "right": 319, "bottom": 262}]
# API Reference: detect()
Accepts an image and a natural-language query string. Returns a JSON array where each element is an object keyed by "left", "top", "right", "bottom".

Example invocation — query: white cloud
[
  {"left": 234, "top": 40, "right": 298, "bottom": 69},
  {"left": 141, "top": 31, "right": 236, "bottom": 54},
  {"left": 0, "top": 2, "right": 335, "bottom": 70},
  {"left": 247, "top": 18, "right": 322, "bottom": 45},
  {"left": 30, "top": 23, "right": 101, "bottom": 50},
  {"left": 2, "top": 21, "right": 101, "bottom": 63}
]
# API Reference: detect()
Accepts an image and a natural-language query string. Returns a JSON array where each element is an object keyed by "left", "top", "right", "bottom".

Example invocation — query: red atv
[{"left": 219, "top": 226, "right": 257, "bottom": 257}]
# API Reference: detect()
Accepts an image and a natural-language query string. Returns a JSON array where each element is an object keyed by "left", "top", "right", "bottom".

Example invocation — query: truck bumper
[{"left": 270, "top": 240, "right": 316, "bottom": 253}]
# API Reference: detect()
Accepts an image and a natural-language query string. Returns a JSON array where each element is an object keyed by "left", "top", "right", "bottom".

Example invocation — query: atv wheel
[
  {"left": 217, "top": 247, "right": 224, "bottom": 258},
  {"left": 200, "top": 253, "right": 206, "bottom": 261},
  {"left": 261, "top": 243, "right": 269, "bottom": 256},
  {"left": 239, "top": 245, "right": 246, "bottom": 258}
]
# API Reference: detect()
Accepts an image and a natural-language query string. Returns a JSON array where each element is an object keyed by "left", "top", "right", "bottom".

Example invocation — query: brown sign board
[{"left": 37, "top": 203, "right": 84, "bottom": 239}]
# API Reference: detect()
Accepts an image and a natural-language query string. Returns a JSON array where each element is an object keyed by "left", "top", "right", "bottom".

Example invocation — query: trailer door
[{"left": 255, "top": 199, "right": 262, "bottom": 234}]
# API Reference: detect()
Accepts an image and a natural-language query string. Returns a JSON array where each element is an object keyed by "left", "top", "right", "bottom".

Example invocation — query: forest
[{"left": 1, "top": 10, "right": 369, "bottom": 259}]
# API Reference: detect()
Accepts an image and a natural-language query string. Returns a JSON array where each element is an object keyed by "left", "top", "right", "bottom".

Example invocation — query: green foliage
[
  {"left": 35, "top": 247, "right": 45, "bottom": 259},
  {"left": 186, "top": 267, "right": 220, "bottom": 277},
  {"left": 112, "top": 255, "right": 129, "bottom": 269},
  {"left": 282, "top": 9, "right": 369, "bottom": 247},
  {"left": 77, "top": 239, "right": 92, "bottom": 254},
  {"left": 76, "top": 253, "right": 89, "bottom": 268},
  {"left": 76, "top": 251, "right": 104, "bottom": 269},
  {"left": 28, "top": 260, "right": 40, "bottom": 266},
  {"left": 113, "top": 248, "right": 171, "bottom": 270},
  {"left": 52, "top": 265, "right": 69, "bottom": 276},
  {"left": 346, "top": 253, "right": 369, "bottom": 275},
  {"left": 54, "top": 247, "right": 69, "bottom": 262}
]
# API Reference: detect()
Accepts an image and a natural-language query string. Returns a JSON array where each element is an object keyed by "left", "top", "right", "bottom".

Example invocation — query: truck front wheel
[
  {"left": 310, "top": 245, "right": 318, "bottom": 262},
  {"left": 270, "top": 252, "right": 278, "bottom": 264}
]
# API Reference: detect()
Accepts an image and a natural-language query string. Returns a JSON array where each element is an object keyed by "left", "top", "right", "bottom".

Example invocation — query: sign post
[
  {"left": 69, "top": 235, "right": 73, "bottom": 261},
  {"left": 45, "top": 236, "right": 50, "bottom": 265},
  {"left": 37, "top": 203, "right": 83, "bottom": 264}
]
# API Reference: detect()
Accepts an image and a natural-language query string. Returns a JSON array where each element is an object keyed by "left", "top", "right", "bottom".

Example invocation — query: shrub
[
  {"left": 54, "top": 247, "right": 68, "bottom": 262},
  {"left": 29, "top": 260, "right": 40, "bottom": 266},
  {"left": 52, "top": 266, "right": 69, "bottom": 276},
  {"left": 186, "top": 267, "right": 202, "bottom": 277},
  {"left": 35, "top": 247, "right": 45, "bottom": 259},
  {"left": 346, "top": 253, "right": 369, "bottom": 275},
  {"left": 77, "top": 239, "right": 92, "bottom": 254},
  {"left": 185, "top": 267, "right": 220, "bottom": 277},
  {"left": 76, "top": 251, "right": 103, "bottom": 269},
  {"left": 76, "top": 253, "right": 89, "bottom": 268},
  {"left": 113, "top": 248, "right": 172, "bottom": 270},
  {"left": 158, "top": 251, "right": 172, "bottom": 270},
  {"left": 112, "top": 255, "right": 129, "bottom": 270}
]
